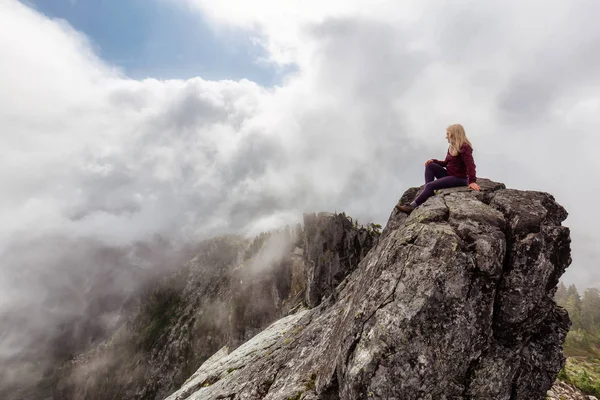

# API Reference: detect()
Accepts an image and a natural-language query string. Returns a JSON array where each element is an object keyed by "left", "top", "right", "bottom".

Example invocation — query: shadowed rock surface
[{"left": 165, "top": 179, "right": 572, "bottom": 400}]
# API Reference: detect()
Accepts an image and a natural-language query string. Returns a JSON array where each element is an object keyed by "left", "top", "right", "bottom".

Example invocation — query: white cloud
[
  {"left": 178, "top": 0, "right": 600, "bottom": 284},
  {"left": 2, "top": 0, "right": 600, "bottom": 374}
]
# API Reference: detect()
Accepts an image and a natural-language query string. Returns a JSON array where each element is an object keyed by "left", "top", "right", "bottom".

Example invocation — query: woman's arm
[
  {"left": 461, "top": 145, "right": 477, "bottom": 184},
  {"left": 431, "top": 152, "right": 449, "bottom": 167}
]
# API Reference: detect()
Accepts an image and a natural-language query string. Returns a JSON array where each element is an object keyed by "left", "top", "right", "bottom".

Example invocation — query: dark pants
[{"left": 414, "top": 163, "right": 467, "bottom": 205}]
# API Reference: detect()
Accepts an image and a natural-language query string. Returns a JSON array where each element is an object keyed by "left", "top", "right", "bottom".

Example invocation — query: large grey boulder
[{"left": 166, "top": 179, "right": 571, "bottom": 400}]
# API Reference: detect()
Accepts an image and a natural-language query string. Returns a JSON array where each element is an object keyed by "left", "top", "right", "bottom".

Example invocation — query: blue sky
[{"left": 23, "top": 0, "right": 287, "bottom": 85}]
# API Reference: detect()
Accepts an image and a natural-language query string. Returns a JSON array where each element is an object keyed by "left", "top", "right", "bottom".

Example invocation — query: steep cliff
[
  {"left": 54, "top": 214, "right": 377, "bottom": 399},
  {"left": 164, "top": 179, "right": 572, "bottom": 400}
]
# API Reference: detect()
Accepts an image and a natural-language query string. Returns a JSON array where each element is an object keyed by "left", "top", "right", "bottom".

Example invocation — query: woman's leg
[
  {"left": 425, "top": 163, "right": 447, "bottom": 183},
  {"left": 414, "top": 176, "right": 468, "bottom": 205}
]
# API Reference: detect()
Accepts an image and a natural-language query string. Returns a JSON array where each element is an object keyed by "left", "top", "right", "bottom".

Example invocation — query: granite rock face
[{"left": 165, "top": 179, "right": 572, "bottom": 400}]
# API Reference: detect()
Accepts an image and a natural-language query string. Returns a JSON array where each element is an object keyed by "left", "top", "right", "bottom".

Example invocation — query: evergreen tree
[
  {"left": 565, "top": 284, "right": 583, "bottom": 330},
  {"left": 555, "top": 282, "right": 568, "bottom": 306},
  {"left": 581, "top": 288, "right": 600, "bottom": 332},
  {"left": 567, "top": 285, "right": 582, "bottom": 306}
]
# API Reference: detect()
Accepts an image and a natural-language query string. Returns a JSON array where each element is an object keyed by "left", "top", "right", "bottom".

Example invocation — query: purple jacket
[{"left": 433, "top": 144, "right": 477, "bottom": 184}]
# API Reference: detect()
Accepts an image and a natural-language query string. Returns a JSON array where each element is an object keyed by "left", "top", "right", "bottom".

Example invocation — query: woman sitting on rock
[{"left": 396, "top": 124, "right": 481, "bottom": 214}]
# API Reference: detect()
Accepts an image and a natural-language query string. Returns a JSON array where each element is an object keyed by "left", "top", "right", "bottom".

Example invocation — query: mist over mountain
[{"left": 2, "top": 0, "right": 600, "bottom": 399}]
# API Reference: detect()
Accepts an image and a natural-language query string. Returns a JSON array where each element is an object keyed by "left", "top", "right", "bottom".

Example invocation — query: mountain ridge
[{"left": 53, "top": 178, "right": 572, "bottom": 399}]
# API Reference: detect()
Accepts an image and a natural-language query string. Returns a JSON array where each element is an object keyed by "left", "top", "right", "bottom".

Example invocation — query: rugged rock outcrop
[
  {"left": 53, "top": 214, "right": 377, "bottom": 399},
  {"left": 303, "top": 213, "right": 378, "bottom": 308},
  {"left": 165, "top": 179, "right": 571, "bottom": 400},
  {"left": 230, "top": 214, "right": 376, "bottom": 349}
]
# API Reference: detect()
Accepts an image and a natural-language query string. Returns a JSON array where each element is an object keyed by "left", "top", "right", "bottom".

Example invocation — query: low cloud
[{"left": 2, "top": 0, "right": 600, "bottom": 391}]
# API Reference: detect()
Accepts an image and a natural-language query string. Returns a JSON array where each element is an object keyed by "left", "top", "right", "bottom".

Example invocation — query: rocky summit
[
  {"left": 162, "top": 178, "right": 572, "bottom": 400},
  {"left": 51, "top": 179, "right": 572, "bottom": 400}
]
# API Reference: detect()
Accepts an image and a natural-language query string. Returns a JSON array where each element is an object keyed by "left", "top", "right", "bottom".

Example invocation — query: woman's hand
[
  {"left": 425, "top": 159, "right": 434, "bottom": 166},
  {"left": 468, "top": 182, "right": 481, "bottom": 191}
]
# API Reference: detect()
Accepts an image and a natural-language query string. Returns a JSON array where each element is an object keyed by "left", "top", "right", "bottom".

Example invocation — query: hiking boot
[{"left": 395, "top": 204, "right": 415, "bottom": 214}]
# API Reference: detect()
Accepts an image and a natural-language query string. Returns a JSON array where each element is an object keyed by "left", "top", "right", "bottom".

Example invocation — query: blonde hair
[{"left": 447, "top": 124, "right": 472, "bottom": 156}]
